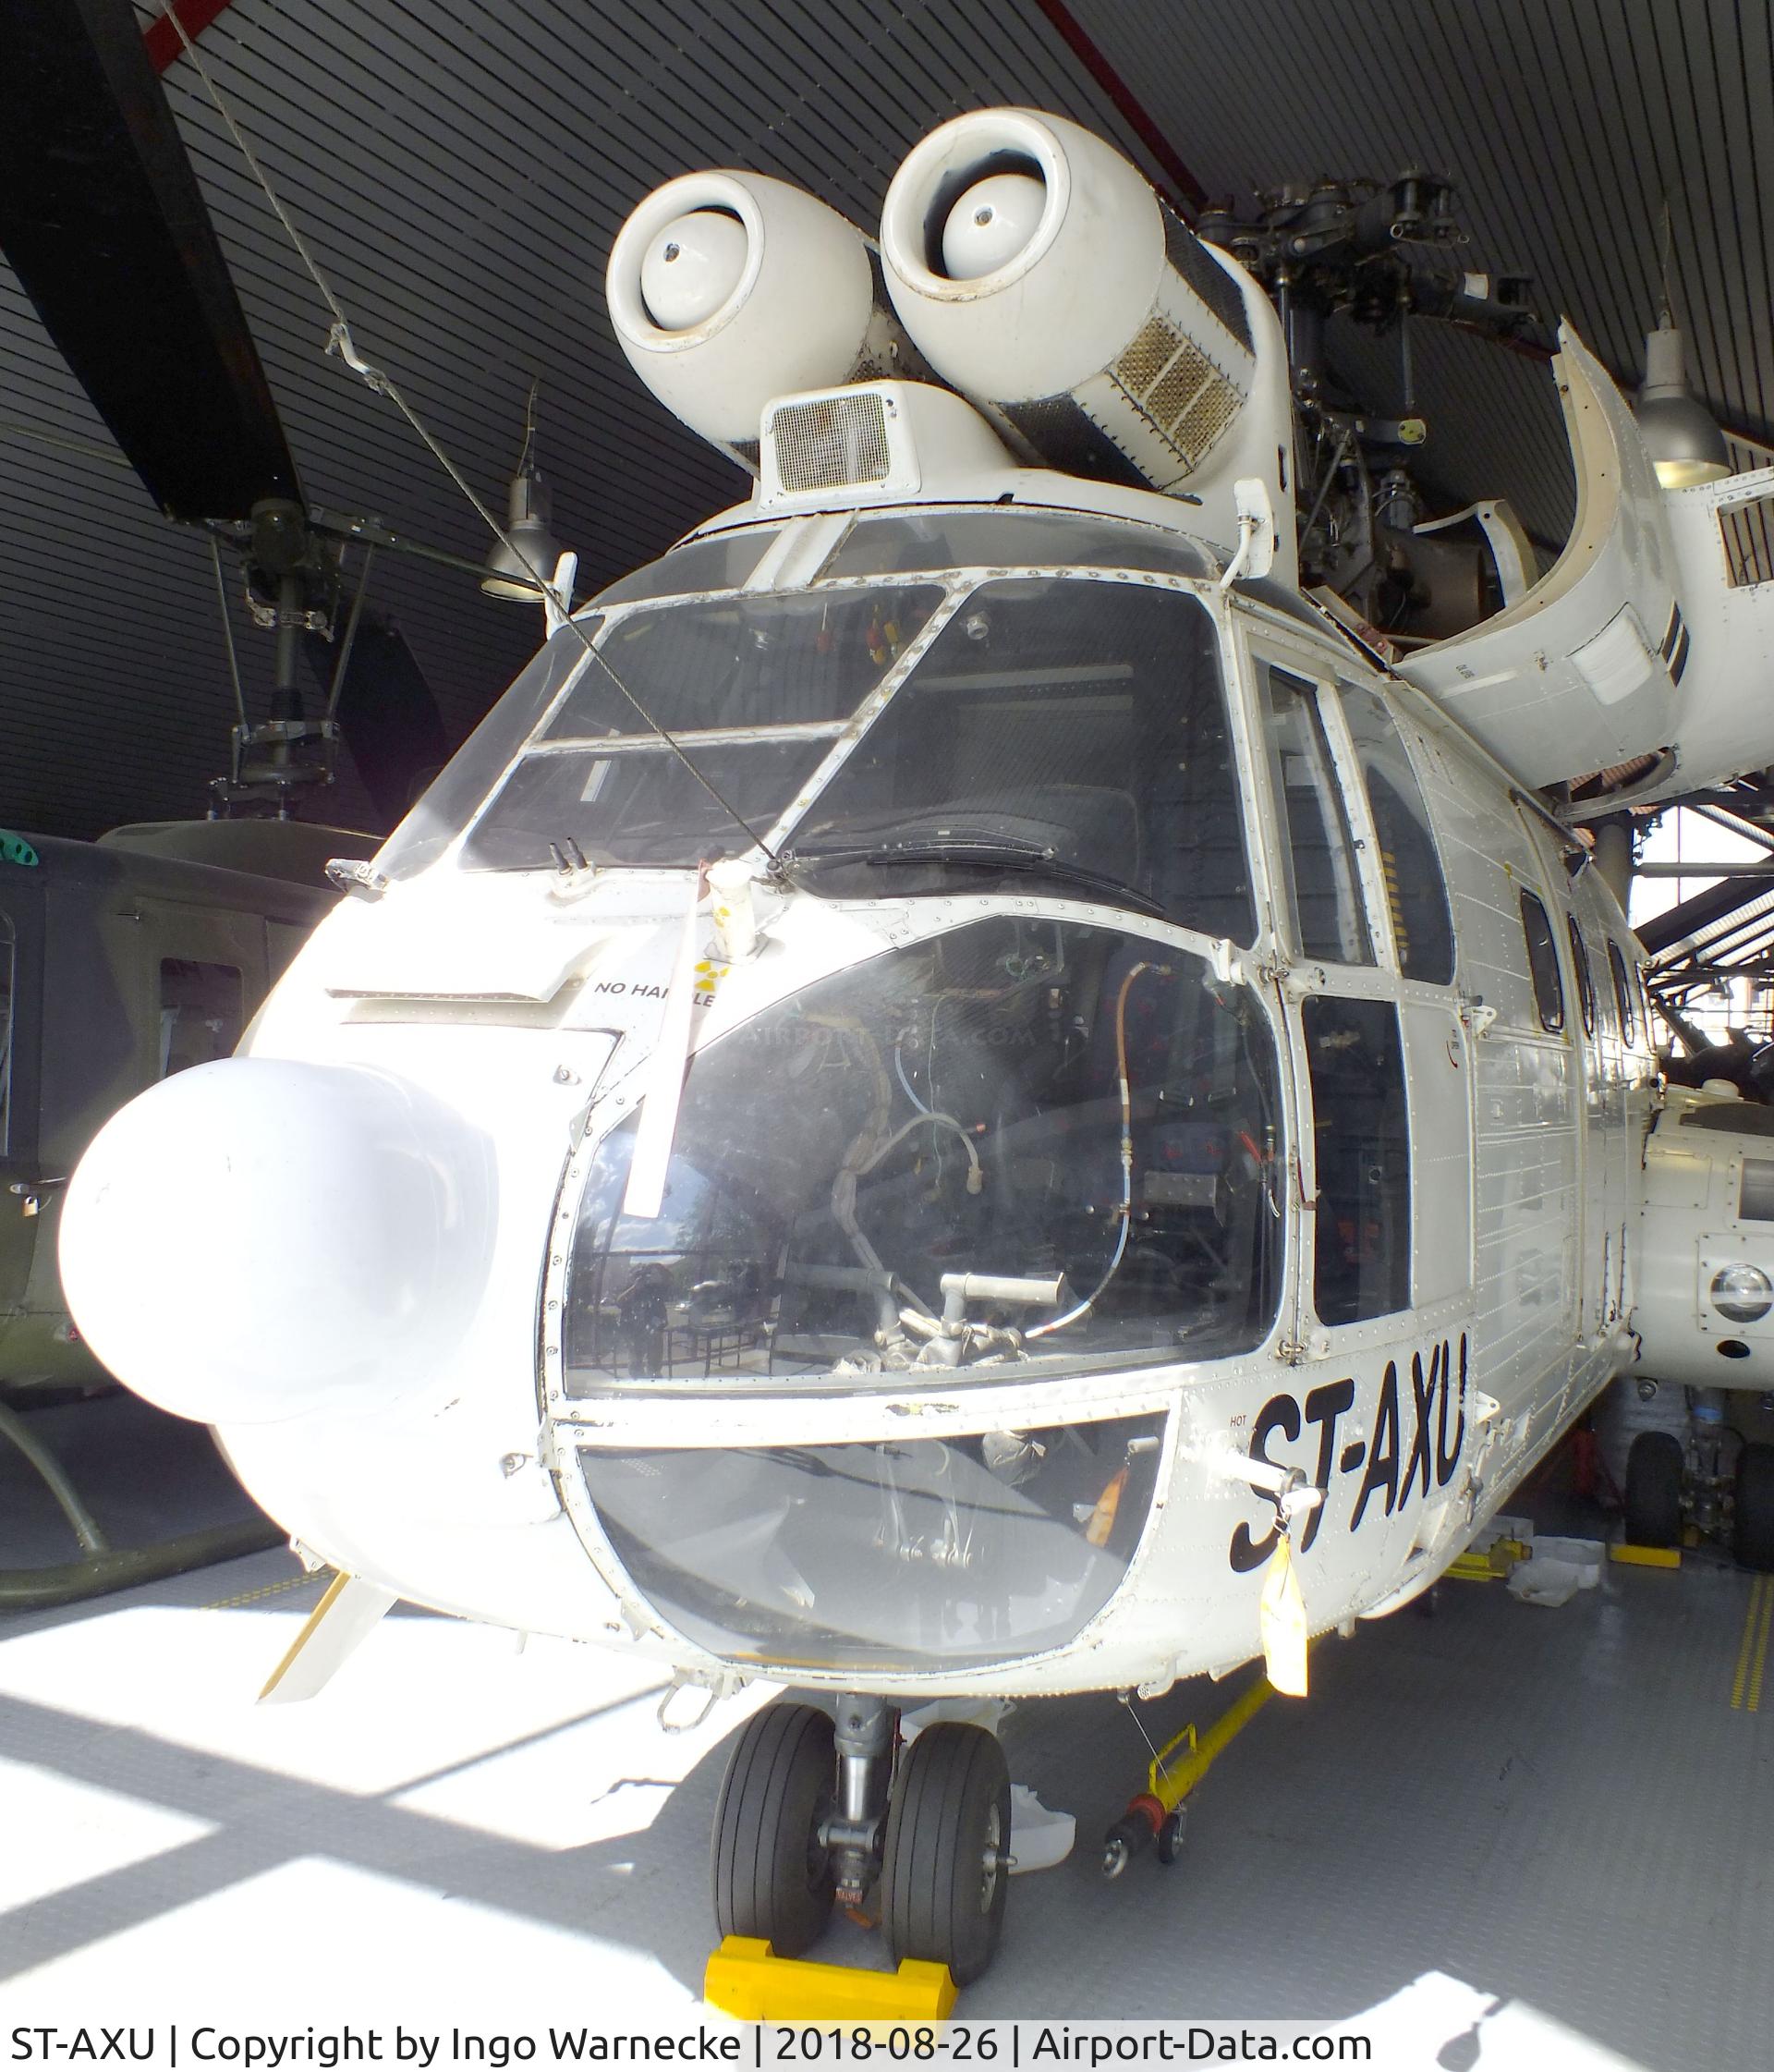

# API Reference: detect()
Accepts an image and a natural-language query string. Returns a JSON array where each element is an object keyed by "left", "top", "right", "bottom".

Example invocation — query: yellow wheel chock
[
  {"left": 1447, "top": 1535, "right": 1532, "bottom": 1581},
  {"left": 702, "top": 1937, "right": 957, "bottom": 2021}
]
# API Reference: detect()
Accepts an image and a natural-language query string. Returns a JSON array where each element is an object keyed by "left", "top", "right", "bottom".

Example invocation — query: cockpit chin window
[
  {"left": 576, "top": 1408, "right": 1167, "bottom": 1673},
  {"left": 559, "top": 914, "right": 1285, "bottom": 1396}
]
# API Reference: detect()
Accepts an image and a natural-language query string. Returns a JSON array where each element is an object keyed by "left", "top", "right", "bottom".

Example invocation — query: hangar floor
[{"left": 1, "top": 1405, "right": 1770, "bottom": 2068}]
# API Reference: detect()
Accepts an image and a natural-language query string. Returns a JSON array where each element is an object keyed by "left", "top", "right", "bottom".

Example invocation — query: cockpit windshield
[
  {"left": 460, "top": 584, "right": 943, "bottom": 871},
  {"left": 560, "top": 914, "right": 1285, "bottom": 1397},
  {"left": 780, "top": 578, "right": 1253, "bottom": 945},
  {"left": 372, "top": 513, "right": 1248, "bottom": 907},
  {"left": 451, "top": 572, "right": 1250, "bottom": 933}
]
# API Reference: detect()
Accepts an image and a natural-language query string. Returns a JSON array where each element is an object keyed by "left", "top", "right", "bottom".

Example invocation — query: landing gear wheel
[
  {"left": 711, "top": 1701, "right": 836, "bottom": 1957},
  {"left": 1156, "top": 1806, "right": 1186, "bottom": 1865},
  {"left": 1624, "top": 1430, "right": 1683, "bottom": 1547},
  {"left": 1734, "top": 1443, "right": 1774, "bottom": 1571},
  {"left": 881, "top": 1723, "right": 1011, "bottom": 1987}
]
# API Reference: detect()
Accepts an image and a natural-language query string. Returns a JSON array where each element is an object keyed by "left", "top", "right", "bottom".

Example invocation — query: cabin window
[
  {"left": 1743, "top": 1159, "right": 1774, "bottom": 1222},
  {"left": 781, "top": 579, "right": 1258, "bottom": 945},
  {"left": 1339, "top": 685, "right": 1454, "bottom": 983},
  {"left": 1261, "top": 667, "right": 1373, "bottom": 965},
  {"left": 158, "top": 961, "right": 243, "bottom": 1078},
  {"left": 1304, "top": 994, "right": 1411, "bottom": 1323},
  {"left": 1520, "top": 893, "right": 1565, "bottom": 1032},
  {"left": 1608, "top": 939, "right": 1638, "bottom": 1043},
  {"left": 0, "top": 914, "right": 12, "bottom": 1155},
  {"left": 1567, "top": 916, "right": 1598, "bottom": 1036}
]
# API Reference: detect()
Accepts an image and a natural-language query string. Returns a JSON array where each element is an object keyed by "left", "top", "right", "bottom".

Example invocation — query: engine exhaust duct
[
  {"left": 879, "top": 109, "right": 1265, "bottom": 502},
  {"left": 607, "top": 170, "right": 908, "bottom": 471}
]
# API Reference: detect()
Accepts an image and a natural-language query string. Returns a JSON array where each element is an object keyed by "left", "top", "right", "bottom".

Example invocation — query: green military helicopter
[{"left": 0, "top": 0, "right": 538, "bottom": 1605}]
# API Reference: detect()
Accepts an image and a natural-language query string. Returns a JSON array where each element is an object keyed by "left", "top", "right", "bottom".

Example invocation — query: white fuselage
[{"left": 175, "top": 498, "right": 1657, "bottom": 1703}]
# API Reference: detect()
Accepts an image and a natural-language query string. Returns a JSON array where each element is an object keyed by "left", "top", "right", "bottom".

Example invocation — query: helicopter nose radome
[{"left": 59, "top": 1059, "right": 495, "bottom": 1427}]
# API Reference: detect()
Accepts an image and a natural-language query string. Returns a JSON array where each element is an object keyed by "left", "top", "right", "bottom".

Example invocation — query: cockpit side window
[
  {"left": 1608, "top": 939, "right": 1638, "bottom": 1044},
  {"left": 1567, "top": 914, "right": 1598, "bottom": 1036},
  {"left": 1520, "top": 891, "right": 1566, "bottom": 1032},
  {"left": 1260, "top": 667, "right": 1374, "bottom": 965},
  {"left": 1304, "top": 994, "right": 1411, "bottom": 1323},
  {"left": 373, "top": 620, "right": 602, "bottom": 884},
  {"left": 1339, "top": 686, "right": 1455, "bottom": 983}
]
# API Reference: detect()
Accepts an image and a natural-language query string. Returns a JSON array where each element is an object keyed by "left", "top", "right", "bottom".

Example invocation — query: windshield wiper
[{"left": 784, "top": 835, "right": 1169, "bottom": 921}]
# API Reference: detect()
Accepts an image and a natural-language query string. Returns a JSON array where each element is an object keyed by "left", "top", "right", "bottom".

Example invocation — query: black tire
[
  {"left": 1156, "top": 1806, "right": 1186, "bottom": 1866},
  {"left": 1624, "top": 1430, "right": 1684, "bottom": 1547},
  {"left": 711, "top": 1702, "right": 836, "bottom": 1956},
  {"left": 1734, "top": 1443, "right": 1774, "bottom": 1571},
  {"left": 881, "top": 1723, "right": 1010, "bottom": 1987}
]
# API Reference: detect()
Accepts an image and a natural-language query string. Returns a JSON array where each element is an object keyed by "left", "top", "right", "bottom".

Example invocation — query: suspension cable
[{"left": 161, "top": 6, "right": 776, "bottom": 859}]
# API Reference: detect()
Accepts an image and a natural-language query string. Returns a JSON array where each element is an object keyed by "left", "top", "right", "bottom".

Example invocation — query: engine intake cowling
[
  {"left": 606, "top": 170, "right": 881, "bottom": 468},
  {"left": 879, "top": 107, "right": 1258, "bottom": 497}
]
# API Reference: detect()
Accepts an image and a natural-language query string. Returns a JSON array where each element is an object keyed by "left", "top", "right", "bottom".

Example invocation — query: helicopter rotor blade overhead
[
  {"left": 304, "top": 616, "right": 451, "bottom": 824},
  {"left": 0, "top": 0, "right": 303, "bottom": 523}
]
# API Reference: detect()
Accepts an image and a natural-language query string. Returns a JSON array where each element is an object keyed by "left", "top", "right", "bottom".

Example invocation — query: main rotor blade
[
  {"left": 0, "top": 0, "right": 302, "bottom": 522},
  {"left": 305, "top": 616, "right": 450, "bottom": 825}
]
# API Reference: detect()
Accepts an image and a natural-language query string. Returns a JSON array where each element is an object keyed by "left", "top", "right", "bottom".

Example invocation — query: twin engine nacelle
[{"left": 606, "top": 109, "right": 1265, "bottom": 500}]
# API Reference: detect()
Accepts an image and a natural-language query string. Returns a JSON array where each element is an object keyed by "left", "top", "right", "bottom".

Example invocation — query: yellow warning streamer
[{"left": 1259, "top": 1533, "right": 1309, "bottom": 1697}]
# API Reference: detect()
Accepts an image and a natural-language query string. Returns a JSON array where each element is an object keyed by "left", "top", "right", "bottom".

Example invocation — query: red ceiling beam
[
  {"left": 142, "top": 0, "right": 238, "bottom": 75},
  {"left": 1030, "top": 0, "right": 1208, "bottom": 217}
]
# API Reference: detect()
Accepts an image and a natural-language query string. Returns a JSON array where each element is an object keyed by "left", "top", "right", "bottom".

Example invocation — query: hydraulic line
[
  {"left": 1027, "top": 960, "right": 1168, "bottom": 1339},
  {"left": 857, "top": 1110, "right": 982, "bottom": 1192}
]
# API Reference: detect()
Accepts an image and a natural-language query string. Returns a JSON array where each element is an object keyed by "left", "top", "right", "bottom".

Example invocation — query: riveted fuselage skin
[{"left": 181, "top": 498, "right": 1659, "bottom": 1702}]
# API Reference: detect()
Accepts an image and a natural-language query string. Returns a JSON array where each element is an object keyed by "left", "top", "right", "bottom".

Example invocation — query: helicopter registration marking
[{"left": 1229, "top": 1331, "right": 1470, "bottom": 1571}]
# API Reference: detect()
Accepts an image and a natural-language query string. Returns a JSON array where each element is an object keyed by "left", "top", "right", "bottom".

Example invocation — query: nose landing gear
[
  {"left": 710, "top": 1697, "right": 1012, "bottom": 1988},
  {"left": 711, "top": 1701, "right": 838, "bottom": 1957},
  {"left": 881, "top": 1721, "right": 1011, "bottom": 1987}
]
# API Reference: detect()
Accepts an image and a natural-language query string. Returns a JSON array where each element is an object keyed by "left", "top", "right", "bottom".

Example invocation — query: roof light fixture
[
  {"left": 1637, "top": 317, "right": 1731, "bottom": 488},
  {"left": 1636, "top": 203, "right": 1731, "bottom": 490},
  {"left": 482, "top": 380, "right": 565, "bottom": 600}
]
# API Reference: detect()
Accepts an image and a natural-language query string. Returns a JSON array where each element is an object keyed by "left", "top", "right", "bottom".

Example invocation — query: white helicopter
[{"left": 58, "top": 107, "right": 1774, "bottom": 1985}]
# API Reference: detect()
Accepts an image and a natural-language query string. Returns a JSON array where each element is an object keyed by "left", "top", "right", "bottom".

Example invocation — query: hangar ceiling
[{"left": 3, "top": 0, "right": 1770, "bottom": 842}]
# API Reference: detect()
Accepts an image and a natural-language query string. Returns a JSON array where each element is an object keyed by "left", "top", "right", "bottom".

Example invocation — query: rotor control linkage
[{"left": 821, "top": 1693, "right": 899, "bottom": 1907}]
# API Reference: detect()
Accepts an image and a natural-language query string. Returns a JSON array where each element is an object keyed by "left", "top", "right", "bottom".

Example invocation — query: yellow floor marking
[
  {"left": 203, "top": 1570, "right": 331, "bottom": 1613},
  {"left": 1732, "top": 1575, "right": 1767, "bottom": 1711},
  {"left": 1750, "top": 1577, "right": 1774, "bottom": 1713}
]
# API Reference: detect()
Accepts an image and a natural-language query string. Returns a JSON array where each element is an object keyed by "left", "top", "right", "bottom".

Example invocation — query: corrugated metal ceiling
[{"left": 3, "top": 0, "right": 1769, "bottom": 841}]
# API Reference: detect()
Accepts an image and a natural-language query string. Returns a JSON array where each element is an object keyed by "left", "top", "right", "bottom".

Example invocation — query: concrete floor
[{"left": 2, "top": 1400, "right": 1770, "bottom": 2066}]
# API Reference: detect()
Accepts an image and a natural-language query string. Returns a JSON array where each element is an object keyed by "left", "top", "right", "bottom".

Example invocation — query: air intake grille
[
  {"left": 1112, "top": 314, "right": 1242, "bottom": 473},
  {"left": 771, "top": 393, "right": 893, "bottom": 493}
]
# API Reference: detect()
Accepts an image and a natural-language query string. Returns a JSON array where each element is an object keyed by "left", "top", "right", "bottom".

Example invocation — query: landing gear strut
[{"left": 710, "top": 1696, "right": 1012, "bottom": 1986}]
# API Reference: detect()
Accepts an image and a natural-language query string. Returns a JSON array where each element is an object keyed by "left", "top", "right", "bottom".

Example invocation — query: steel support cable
[{"left": 159, "top": 5, "right": 776, "bottom": 859}]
